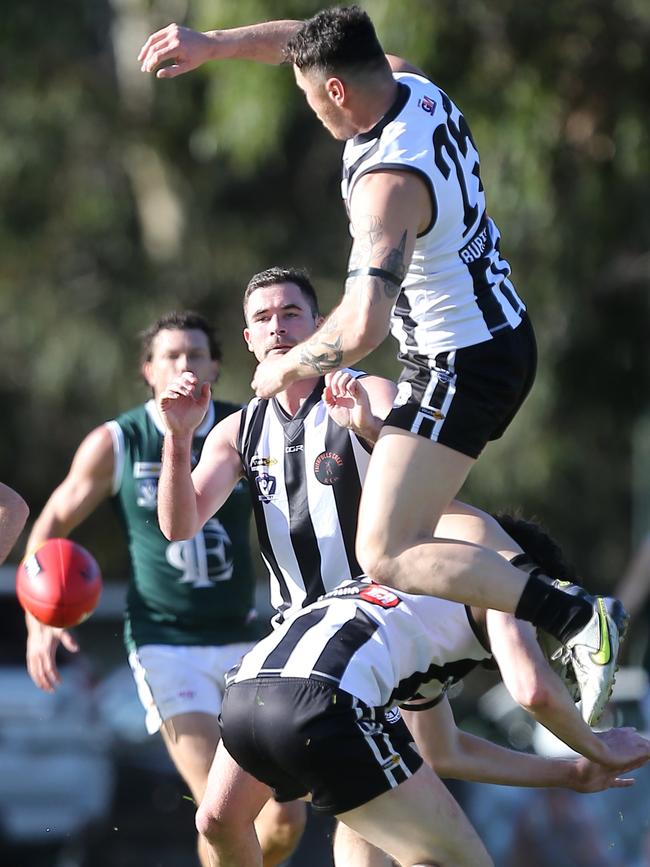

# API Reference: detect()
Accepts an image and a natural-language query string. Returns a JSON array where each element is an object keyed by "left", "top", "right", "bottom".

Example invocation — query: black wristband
[{"left": 347, "top": 267, "right": 403, "bottom": 287}]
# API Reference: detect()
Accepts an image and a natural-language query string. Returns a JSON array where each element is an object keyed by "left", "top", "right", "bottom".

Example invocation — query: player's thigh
[
  {"left": 160, "top": 711, "right": 221, "bottom": 802},
  {"left": 129, "top": 644, "right": 227, "bottom": 734},
  {"left": 199, "top": 740, "right": 273, "bottom": 827},
  {"left": 358, "top": 430, "right": 475, "bottom": 551},
  {"left": 337, "top": 763, "right": 492, "bottom": 867}
]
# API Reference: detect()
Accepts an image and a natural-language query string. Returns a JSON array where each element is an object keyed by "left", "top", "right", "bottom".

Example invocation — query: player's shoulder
[{"left": 110, "top": 401, "right": 148, "bottom": 431}]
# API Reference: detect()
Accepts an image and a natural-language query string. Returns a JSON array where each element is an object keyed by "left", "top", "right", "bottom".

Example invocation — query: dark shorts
[
  {"left": 386, "top": 314, "right": 537, "bottom": 458},
  {"left": 220, "top": 678, "right": 423, "bottom": 816}
]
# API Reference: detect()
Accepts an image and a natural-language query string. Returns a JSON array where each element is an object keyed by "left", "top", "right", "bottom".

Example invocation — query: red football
[{"left": 16, "top": 538, "right": 102, "bottom": 628}]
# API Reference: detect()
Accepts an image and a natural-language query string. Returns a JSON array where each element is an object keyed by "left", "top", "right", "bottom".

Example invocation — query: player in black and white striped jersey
[
  {"left": 219, "top": 523, "right": 650, "bottom": 867},
  {"left": 237, "top": 364, "right": 372, "bottom": 625},
  {"left": 138, "top": 7, "right": 626, "bottom": 731}
]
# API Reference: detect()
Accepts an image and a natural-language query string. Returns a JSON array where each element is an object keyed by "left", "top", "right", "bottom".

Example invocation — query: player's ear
[
  {"left": 325, "top": 76, "right": 345, "bottom": 106},
  {"left": 315, "top": 315, "right": 325, "bottom": 329},
  {"left": 141, "top": 361, "right": 155, "bottom": 387},
  {"left": 209, "top": 359, "right": 221, "bottom": 383},
  {"left": 243, "top": 328, "right": 254, "bottom": 353}
]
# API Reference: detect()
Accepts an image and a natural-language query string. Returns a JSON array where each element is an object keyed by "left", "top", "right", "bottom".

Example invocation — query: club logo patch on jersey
[
  {"left": 321, "top": 580, "right": 402, "bottom": 609},
  {"left": 419, "top": 95, "right": 436, "bottom": 115},
  {"left": 384, "top": 706, "right": 402, "bottom": 726},
  {"left": 255, "top": 473, "right": 278, "bottom": 503},
  {"left": 136, "top": 478, "right": 158, "bottom": 510},
  {"left": 358, "top": 584, "right": 401, "bottom": 608},
  {"left": 166, "top": 517, "right": 234, "bottom": 586},
  {"left": 251, "top": 455, "right": 278, "bottom": 469},
  {"left": 314, "top": 451, "right": 343, "bottom": 485}
]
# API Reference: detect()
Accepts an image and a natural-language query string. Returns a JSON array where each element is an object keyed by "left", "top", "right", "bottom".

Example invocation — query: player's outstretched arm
[
  {"left": 138, "top": 20, "right": 302, "bottom": 78},
  {"left": 0, "top": 482, "right": 29, "bottom": 566},
  {"left": 487, "top": 609, "right": 650, "bottom": 771},
  {"left": 402, "top": 697, "right": 648, "bottom": 792},
  {"left": 25, "top": 426, "right": 115, "bottom": 693},
  {"left": 158, "top": 376, "right": 244, "bottom": 540}
]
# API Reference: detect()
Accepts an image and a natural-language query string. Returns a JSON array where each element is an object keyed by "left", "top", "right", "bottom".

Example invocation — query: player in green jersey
[{"left": 24, "top": 311, "right": 305, "bottom": 867}]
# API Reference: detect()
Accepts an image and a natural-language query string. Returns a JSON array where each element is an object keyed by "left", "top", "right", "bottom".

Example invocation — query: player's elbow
[
  {"left": 511, "top": 676, "right": 553, "bottom": 714},
  {"left": 161, "top": 523, "right": 193, "bottom": 542},
  {"left": 158, "top": 512, "right": 194, "bottom": 542}
]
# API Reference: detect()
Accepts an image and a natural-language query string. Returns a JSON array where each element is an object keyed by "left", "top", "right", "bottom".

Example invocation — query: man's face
[
  {"left": 243, "top": 282, "right": 322, "bottom": 362},
  {"left": 142, "top": 328, "right": 220, "bottom": 398},
  {"left": 293, "top": 66, "right": 356, "bottom": 141}
]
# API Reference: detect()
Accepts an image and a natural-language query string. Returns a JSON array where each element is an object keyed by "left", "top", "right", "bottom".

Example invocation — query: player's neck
[
  {"left": 276, "top": 378, "right": 322, "bottom": 417},
  {"left": 353, "top": 78, "right": 399, "bottom": 135}
]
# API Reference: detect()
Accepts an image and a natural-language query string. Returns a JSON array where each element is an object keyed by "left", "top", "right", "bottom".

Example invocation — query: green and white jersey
[{"left": 106, "top": 399, "right": 265, "bottom": 651}]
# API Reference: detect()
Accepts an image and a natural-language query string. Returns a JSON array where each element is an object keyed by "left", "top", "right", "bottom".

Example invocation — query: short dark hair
[
  {"left": 243, "top": 267, "right": 320, "bottom": 321},
  {"left": 493, "top": 513, "right": 578, "bottom": 583},
  {"left": 286, "top": 5, "right": 388, "bottom": 77},
  {"left": 139, "top": 311, "right": 222, "bottom": 364}
]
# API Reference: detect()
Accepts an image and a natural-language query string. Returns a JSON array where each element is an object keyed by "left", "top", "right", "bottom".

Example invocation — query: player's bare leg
[
  {"left": 196, "top": 741, "right": 305, "bottom": 867},
  {"left": 337, "top": 763, "right": 493, "bottom": 867},
  {"left": 358, "top": 433, "right": 625, "bottom": 724},
  {"left": 333, "top": 821, "right": 396, "bottom": 866},
  {"left": 161, "top": 712, "right": 222, "bottom": 867},
  {"left": 254, "top": 797, "right": 306, "bottom": 866},
  {"left": 356, "top": 430, "right": 527, "bottom": 610}
]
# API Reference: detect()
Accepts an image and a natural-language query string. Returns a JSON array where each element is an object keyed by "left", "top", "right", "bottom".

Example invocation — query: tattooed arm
[{"left": 251, "top": 170, "right": 431, "bottom": 397}]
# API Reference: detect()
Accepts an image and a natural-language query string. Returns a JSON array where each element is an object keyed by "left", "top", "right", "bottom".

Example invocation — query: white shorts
[{"left": 128, "top": 642, "right": 256, "bottom": 735}]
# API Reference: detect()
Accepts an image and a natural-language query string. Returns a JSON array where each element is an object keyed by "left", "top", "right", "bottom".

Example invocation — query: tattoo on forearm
[
  {"left": 299, "top": 337, "right": 343, "bottom": 374},
  {"left": 346, "top": 216, "right": 408, "bottom": 301}
]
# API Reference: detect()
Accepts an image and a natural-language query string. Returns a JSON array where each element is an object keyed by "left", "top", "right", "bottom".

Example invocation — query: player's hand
[
  {"left": 593, "top": 726, "right": 650, "bottom": 771},
  {"left": 159, "top": 373, "right": 211, "bottom": 434},
  {"left": 571, "top": 754, "right": 642, "bottom": 792},
  {"left": 323, "top": 371, "right": 380, "bottom": 443},
  {"left": 138, "top": 24, "right": 216, "bottom": 78},
  {"left": 251, "top": 357, "right": 291, "bottom": 399},
  {"left": 25, "top": 611, "right": 79, "bottom": 693}
]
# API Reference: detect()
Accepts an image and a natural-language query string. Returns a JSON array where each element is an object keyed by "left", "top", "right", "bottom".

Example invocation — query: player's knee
[
  {"left": 257, "top": 801, "right": 306, "bottom": 863},
  {"left": 195, "top": 802, "right": 234, "bottom": 846}
]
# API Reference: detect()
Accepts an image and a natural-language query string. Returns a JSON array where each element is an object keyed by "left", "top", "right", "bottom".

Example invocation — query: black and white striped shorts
[
  {"left": 220, "top": 678, "right": 422, "bottom": 815},
  {"left": 386, "top": 314, "right": 537, "bottom": 458}
]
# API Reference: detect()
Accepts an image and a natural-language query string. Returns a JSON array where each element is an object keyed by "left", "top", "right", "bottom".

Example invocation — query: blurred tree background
[{"left": 1, "top": 0, "right": 648, "bottom": 589}]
